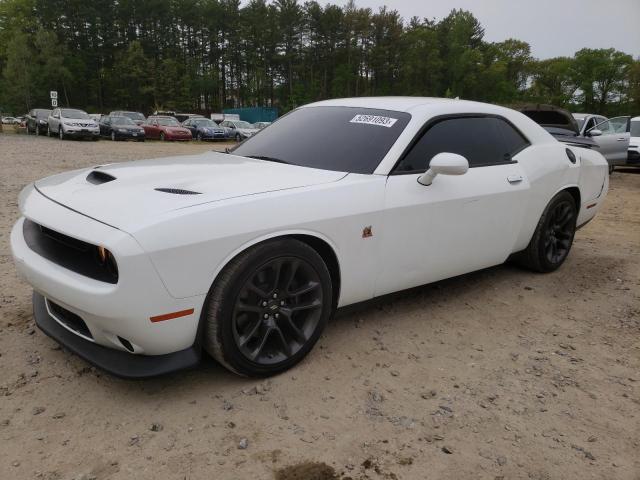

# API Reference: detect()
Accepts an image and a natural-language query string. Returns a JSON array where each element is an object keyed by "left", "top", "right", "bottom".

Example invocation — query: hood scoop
[
  {"left": 86, "top": 170, "right": 116, "bottom": 185},
  {"left": 154, "top": 187, "right": 202, "bottom": 195}
]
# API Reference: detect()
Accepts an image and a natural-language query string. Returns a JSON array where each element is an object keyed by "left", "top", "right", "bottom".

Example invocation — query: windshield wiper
[{"left": 245, "top": 155, "right": 290, "bottom": 165}]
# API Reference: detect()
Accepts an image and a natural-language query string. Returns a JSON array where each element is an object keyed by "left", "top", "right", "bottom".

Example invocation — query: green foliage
[{"left": 0, "top": 0, "right": 637, "bottom": 116}]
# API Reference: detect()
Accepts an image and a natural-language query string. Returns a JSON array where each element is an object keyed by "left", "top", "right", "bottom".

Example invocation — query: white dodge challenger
[{"left": 11, "top": 97, "right": 609, "bottom": 378}]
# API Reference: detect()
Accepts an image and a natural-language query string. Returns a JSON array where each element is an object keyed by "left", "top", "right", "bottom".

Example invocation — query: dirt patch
[
  {"left": 275, "top": 462, "right": 338, "bottom": 480},
  {"left": 0, "top": 134, "right": 639, "bottom": 480}
]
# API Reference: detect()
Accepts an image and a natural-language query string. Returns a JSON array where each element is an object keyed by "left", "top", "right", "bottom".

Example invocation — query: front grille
[
  {"left": 47, "top": 300, "right": 93, "bottom": 339},
  {"left": 23, "top": 219, "right": 118, "bottom": 283}
]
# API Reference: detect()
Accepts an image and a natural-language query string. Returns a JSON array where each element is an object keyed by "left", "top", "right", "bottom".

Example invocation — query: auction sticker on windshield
[{"left": 350, "top": 114, "right": 398, "bottom": 128}]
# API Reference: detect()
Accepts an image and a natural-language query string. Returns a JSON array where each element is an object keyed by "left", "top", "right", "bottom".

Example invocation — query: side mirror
[
  {"left": 418, "top": 152, "right": 469, "bottom": 186},
  {"left": 588, "top": 129, "right": 602, "bottom": 137}
]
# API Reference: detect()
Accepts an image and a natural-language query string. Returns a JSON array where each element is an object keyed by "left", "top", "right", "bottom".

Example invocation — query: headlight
[
  {"left": 96, "top": 246, "right": 118, "bottom": 279},
  {"left": 118, "top": 128, "right": 127, "bottom": 133},
  {"left": 39, "top": 120, "right": 46, "bottom": 125}
]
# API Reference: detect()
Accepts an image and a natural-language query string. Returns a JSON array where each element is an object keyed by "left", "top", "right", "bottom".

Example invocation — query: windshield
[
  {"left": 156, "top": 117, "right": 180, "bottom": 126},
  {"left": 123, "top": 111, "right": 145, "bottom": 121},
  {"left": 575, "top": 118, "right": 585, "bottom": 129},
  {"left": 233, "top": 106, "right": 412, "bottom": 174},
  {"left": 193, "top": 119, "right": 216, "bottom": 127},
  {"left": 35, "top": 110, "right": 51, "bottom": 119},
  {"left": 112, "top": 116, "right": 135, "bottom": 125},
  {"left": 234, "top": 121, "right": 254, "bottom": 129},
  {"left": 62, "top": 109, "right": 89, "bottom": 119},
  {"left": 631, "top": 121, "right": 640, "bottom": 137}
]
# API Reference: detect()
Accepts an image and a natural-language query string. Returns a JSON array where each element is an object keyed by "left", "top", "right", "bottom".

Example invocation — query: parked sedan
[
  {"left": 2, "top": 116, "right": 18, "bottom": 124},
  {"left": 182, "top": 117, "right": 226, "bottom": 141},
  {"left": 25, "top": 109, "right": 52, "bottom": 135},
  {"left": 220, "top": 120, "right": 260, "bottom": 141},
  {"left": 142, "top": 116, "right": 192, "bottom": 141},
  {"left": 253, "top": 122, "right": 272, "bottom": 130},
  {"left": 109, "top": 111, "right": 146, "bottom": 126},
  {"left": 100, "top": 115, "right": 146, "bottom": 141},
  {"left": 47, "top": 108, "right": 99, "bottom": 140},
  {"left": 10, "top": 97, "right": 609, "bottom": 379}
]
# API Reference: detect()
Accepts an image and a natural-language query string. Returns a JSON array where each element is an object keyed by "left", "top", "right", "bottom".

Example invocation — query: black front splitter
[{"left": 33, "top": 292, "right": 201, "bottom": 379}]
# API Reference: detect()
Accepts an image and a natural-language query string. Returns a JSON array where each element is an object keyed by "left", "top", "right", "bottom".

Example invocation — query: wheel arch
[{"left": 208, "top": 230, "right": 342, "bottom": 311}]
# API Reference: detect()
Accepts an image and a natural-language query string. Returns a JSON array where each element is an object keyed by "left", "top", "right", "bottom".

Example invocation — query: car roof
[
  {"left": 304, "top": 96, "right": 471, "bottom": 113},
  {"left": 631, "top": 116, "right": 640, "bottom": 122}
]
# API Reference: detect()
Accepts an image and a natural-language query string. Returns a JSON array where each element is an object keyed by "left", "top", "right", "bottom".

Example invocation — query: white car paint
[{"left": 11, "top": 97, "right": 609, "bottom": 362}]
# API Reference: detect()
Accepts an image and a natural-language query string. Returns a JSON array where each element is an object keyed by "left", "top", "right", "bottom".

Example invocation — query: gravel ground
[{"left": 0, "top": 132, "right": 639, "bottom": 480}]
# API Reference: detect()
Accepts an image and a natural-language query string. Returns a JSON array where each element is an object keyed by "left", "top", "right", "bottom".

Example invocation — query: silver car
[
  {"left": 48, "top": 108, "right": 100, "bottom": 140},
  {"left": 572, "top": 113, "right": 630, "bottom": 167}
]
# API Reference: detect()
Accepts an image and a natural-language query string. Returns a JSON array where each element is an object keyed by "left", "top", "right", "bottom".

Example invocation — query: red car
[{"left": 142, "top": 116, "right": 192, "bottom": 141}]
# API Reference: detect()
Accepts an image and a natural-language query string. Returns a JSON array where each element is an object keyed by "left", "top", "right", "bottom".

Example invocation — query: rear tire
[
  {"left": 202, "top": 238, "right": 333, "bottom": 377},
  {"left": 513, "top": 191, "right": 577, "bottom": 273}
]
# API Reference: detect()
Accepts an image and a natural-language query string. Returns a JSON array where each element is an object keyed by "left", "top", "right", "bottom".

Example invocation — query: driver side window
[
  {"left": 594, "top": 120, "right": 614, "bottom": 135},
  {"left": 394, "top": 116, "right": 529, "bottom": 173}
]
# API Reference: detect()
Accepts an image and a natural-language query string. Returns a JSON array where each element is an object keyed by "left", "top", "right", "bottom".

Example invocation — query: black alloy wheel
[
  {"left": 514, "top": 190, "right": 577, "bottom": 273},
  {"left": 197, "top": 132, "right": 203, "bottom": 141},
  {"left": 543, "top": 199, "right": 575, "bottom": 265},
  {"left": 203, "top": 238, "right": 332, "bottom": 377},
  {"left": 231, "top": 257, "right": 323, "bottom": 365},
  {"left": 235, "top": 132, "right": 241, "bottom": 142}
]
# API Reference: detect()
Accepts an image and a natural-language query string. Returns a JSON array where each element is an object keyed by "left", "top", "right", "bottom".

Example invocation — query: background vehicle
[
  {"left": 109, "top": 110, "right": 146, "bottom": 125},
  {"left": 518, "top": 105, "right": 629, "bottom": 172},
  {"left": 2, "top": 116, "right": 18, "bottom": 124},
  {"left": 625, "top": 116, "right": 640, "bottom": 167},
  {"left": 585, "top": 115, "right": 631, "bottom": 170},
  {"left": 100, "top": 115, "right": 146, "bottom": 141},
  {"left": 220, "top": 119, "right": 259, "bottom": 141},
  {"left": 25, "top": 109, "right": 52, "bottom": 135},
  {"left": 174, "top": 113, "right": 203, "bottom": 123},
  {"left": 253, "top": 122, "right": 271, "bottom": 130},
  {"left": 47, "top": 108, "right": 99, "bottom": 140},
  {"left": 142, "top": 115, "right": 192, "bottom": 141},
  {"left": 10, "top": 98, "right": 608, "bottom": 379},
  {"left": 182, "top": 117, "right": 226, "bottom": 141}
]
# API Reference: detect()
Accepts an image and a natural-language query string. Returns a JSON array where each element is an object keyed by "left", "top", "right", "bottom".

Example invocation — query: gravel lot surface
[{"left": 1, "top": 132, "right": 639, "bottom": 480}]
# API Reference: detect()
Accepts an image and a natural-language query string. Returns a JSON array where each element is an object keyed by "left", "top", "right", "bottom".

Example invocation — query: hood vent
[
  {"left": 87, "top": 170, "right": 116, "bottom": 185},
  {"left": 154, "top": 188, "right": 202, "bottom": 195}
]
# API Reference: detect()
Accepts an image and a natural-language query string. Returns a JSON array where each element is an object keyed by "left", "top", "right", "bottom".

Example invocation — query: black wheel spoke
[
  {"left": 290, "top": 280, "right": 319, "bottom": 297},
  {"left": 282, "top": 259, "right": 300, "bottom": 292},
  {"left": 291, "top": 299, "right": 322, "bottom": 312},
  {"left": 249, "top": 327, "right": 273, "bottom": 360},
  {"left": 238, "top": 319, "right": 263, "bottom": 347},
  {"left": 543, "top": 199, "right": 575, "bottom": 265},
  {"left": 236, "top": 302, "right": 262, "bottom": 314}
]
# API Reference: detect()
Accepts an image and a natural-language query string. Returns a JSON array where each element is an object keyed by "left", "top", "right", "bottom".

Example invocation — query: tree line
[{"left": 0, "top": 0, "right": 638, "bottom": 117}]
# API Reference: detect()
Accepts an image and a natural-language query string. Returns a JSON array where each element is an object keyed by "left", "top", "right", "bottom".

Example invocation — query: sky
[{"left": 329, "top": 0, "right": 640, "bottom": 59}]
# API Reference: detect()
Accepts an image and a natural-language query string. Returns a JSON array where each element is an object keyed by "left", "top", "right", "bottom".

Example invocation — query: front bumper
[
  {"left": 33, "top": 292, "right": 200, "bottom": 378},
  {"left": 64, "top": 127, "right": 99, "bottom": 138},
  {"left": 10, "top": 186, "right": 206, "bottom": 376},
  {"left": 114, "top": 130, "right": 145, "bottom": 140}
]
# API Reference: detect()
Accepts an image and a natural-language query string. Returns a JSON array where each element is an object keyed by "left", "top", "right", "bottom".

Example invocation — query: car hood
[
  {"left": 239, "top": 128, "right": 259, "bottom": 134},
  {"left": 34, "top": 151, "right": 347, "bottom": 232},
  {"left": 162, "top": 126, "right": 189, "bottom": 133}
]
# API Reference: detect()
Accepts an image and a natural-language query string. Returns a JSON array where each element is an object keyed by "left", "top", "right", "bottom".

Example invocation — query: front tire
[
  {"left": 58, "top": 128, "right": 65, "bottom": 140},
  {"left": 235, "top": 133, "right": 242, "bottom": 142},
  {"left": 514, "top": 191, "right": 577, "bottom": 273},
  {"left": 202, "top": 238, "right": 333, "bottom": 377},
  {"left": 111, "top": 131, "right": 117, "bottom": 141}
]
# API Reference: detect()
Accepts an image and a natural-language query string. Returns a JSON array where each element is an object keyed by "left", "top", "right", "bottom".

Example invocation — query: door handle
[
  {"left": 617, "top": 138, "right": 627, "bottom": 141},
  {"left": 507, "top": 175, "right": 523, "bottom": 184}
]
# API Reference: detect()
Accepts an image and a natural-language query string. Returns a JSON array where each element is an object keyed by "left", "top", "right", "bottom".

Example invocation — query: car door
[
  {"left": 376, "top": 115, "right": 531, "bottom": 297},
  {"left": 99, "top": 116, "right": 110, "bottom": 136},
  {"left": 590, "top": 118, "right": 630, "bottom": 164}
]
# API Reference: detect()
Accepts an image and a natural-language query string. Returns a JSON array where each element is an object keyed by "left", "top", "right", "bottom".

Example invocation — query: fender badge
[{"left": 362, "top": 226, "right": 373, "bottom": 238}]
